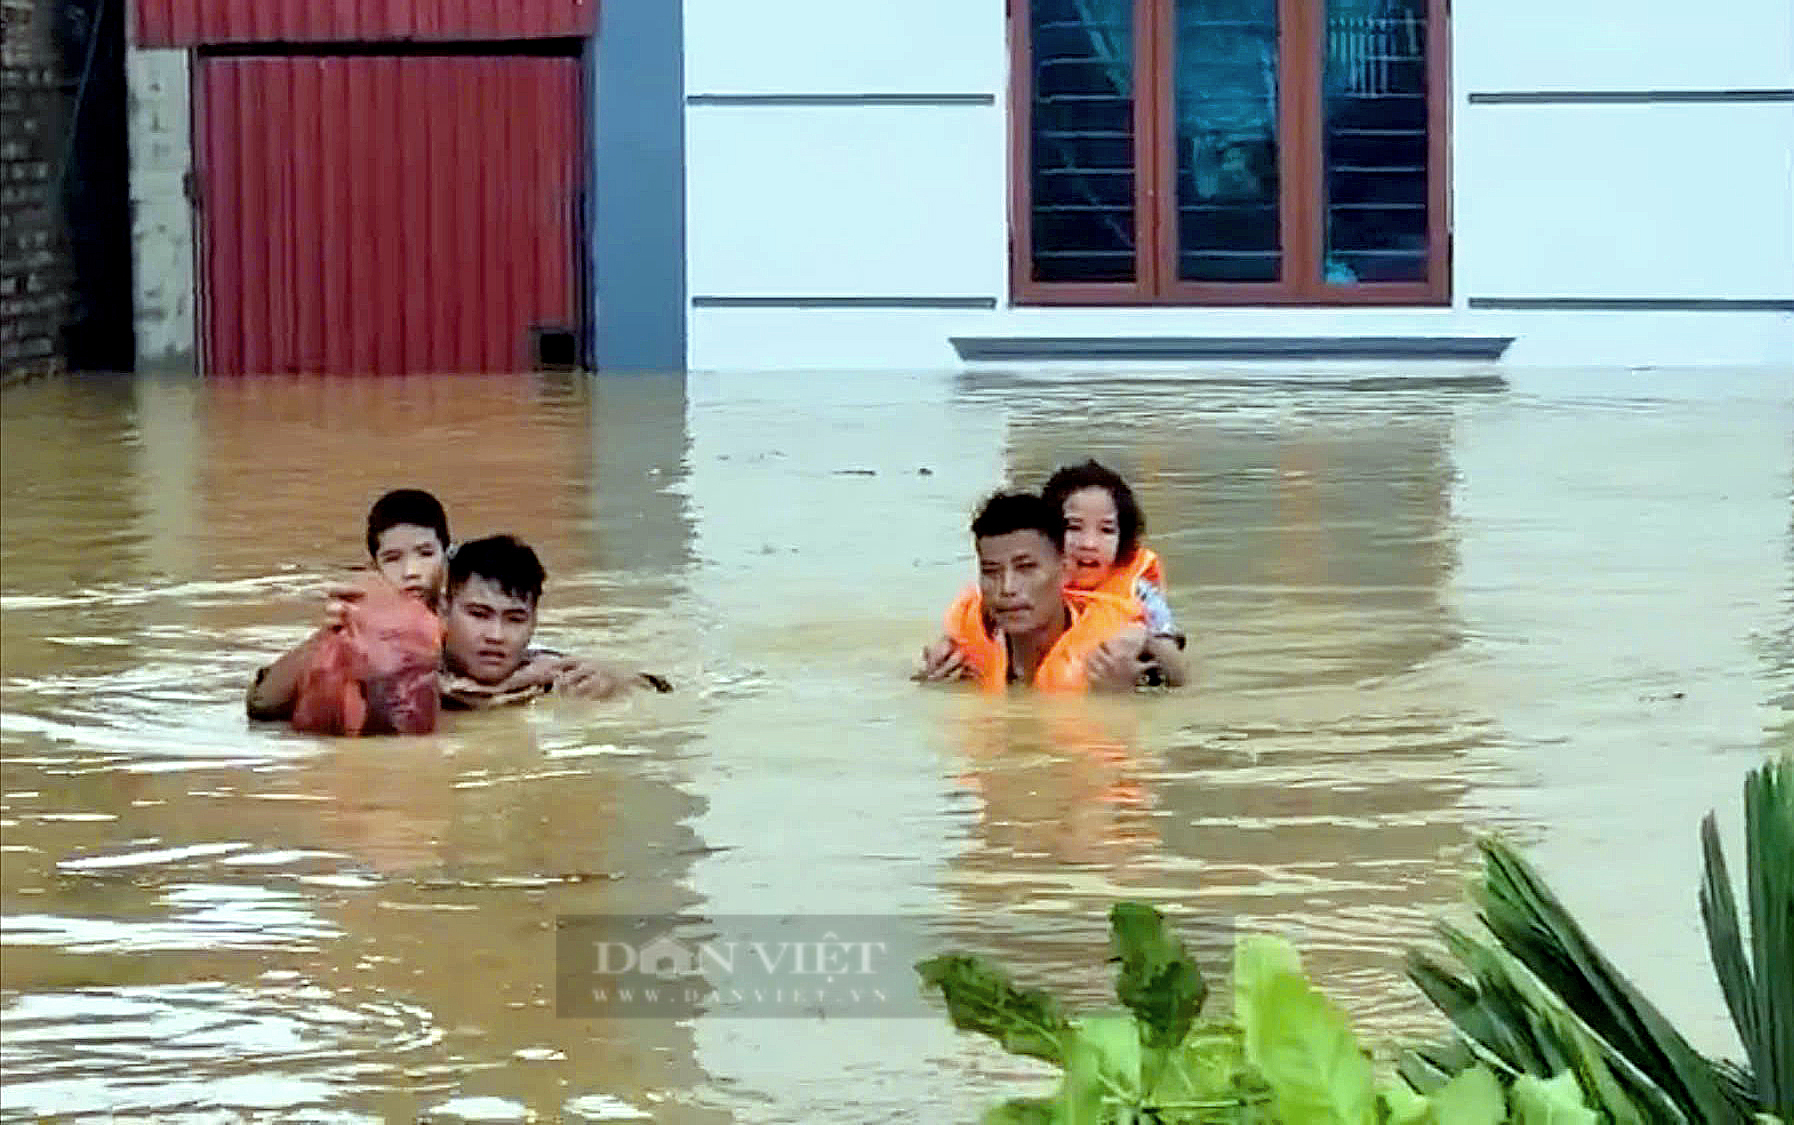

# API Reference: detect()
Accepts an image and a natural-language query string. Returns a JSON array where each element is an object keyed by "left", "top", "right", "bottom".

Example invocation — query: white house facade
[
  {"left": 682, "top": 0, "right": 1794, "bottom": 372},
  {"left": 121, "top": 0, "right": 1792, "bottom": 374}
]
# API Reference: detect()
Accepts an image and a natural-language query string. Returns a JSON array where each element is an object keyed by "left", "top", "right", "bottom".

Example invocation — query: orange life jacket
[
  {"left": 1090, "top": 547, "right": 1165, "bottom": 605},
  {"left": 943, "top": 586, "right": 1143, "bottom": 693}
]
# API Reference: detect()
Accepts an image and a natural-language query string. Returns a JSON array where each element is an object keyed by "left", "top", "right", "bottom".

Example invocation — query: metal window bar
[{"left": 1034, "top": 0, "right": 1136, "bottom": 269}]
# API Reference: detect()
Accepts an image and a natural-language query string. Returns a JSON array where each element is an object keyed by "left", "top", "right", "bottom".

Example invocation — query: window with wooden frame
[{"left": 1010, "top": 0, "right": 1448, "bottom": 305}]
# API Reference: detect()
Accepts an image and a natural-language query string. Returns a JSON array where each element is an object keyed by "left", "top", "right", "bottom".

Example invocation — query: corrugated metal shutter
[
  {"left": 136, "top": 0, "right": 596, "bottom": 47},
  {"left": 197, "top": 55, "right": 581, "bottom": 375}
]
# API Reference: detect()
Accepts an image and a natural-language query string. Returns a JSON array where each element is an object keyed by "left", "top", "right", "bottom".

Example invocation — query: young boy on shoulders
[{"left": 246, "top": 488, "right": 451, "bottom": 721}]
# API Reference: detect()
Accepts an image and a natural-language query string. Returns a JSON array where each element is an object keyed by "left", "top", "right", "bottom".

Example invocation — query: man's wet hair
[
  {"left": 970, "top": 490, "right": 1065, "bottom": 552},
  {"left": 1041, "top": 459, "right": 1144, "bottom": 565},
  {"left": 366, "top": 489, "right": 450, "bottom": 556},
  {"left": 447, "top": 535, "right": 546, "bottom": 606}
]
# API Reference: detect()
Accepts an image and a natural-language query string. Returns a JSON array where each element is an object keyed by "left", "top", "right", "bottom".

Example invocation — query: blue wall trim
[
  {"left": 1468, "top": 297, "right": 1794, "bottom": 311},
  {"left": 593, "top": 0, "right": 687, "bottom": 372},
  {"left": 686, "top": 93, "right": 996, "bottom": 107},
  {"left": 692, "top": 296, "right": 999, "bottom": 309},
  {"left": 1467, "top": 89, "right": 1793, "bottom": 104}
]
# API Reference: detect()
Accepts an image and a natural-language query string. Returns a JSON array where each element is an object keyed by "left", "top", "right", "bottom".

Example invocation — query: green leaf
[
  {"left": 1154, "top": 1022, "right": 1252, "bottom": 1106},
  {"left": 917, "top": 954, "right": 1072, "bottom": 1066},
  {"left": 1073, "top": 1014, "right": 1144, "bottom": 1093},
  {"left": 1743, "top": 757, "right": 1794, "bottom": 1119},
  {"left": 1701, "top": 756, "right": 1794, "bottom": 1120},
  {"left": 1413, "top": 920, "right": 1679, "bottom": 1124},
  {"left": 1109, "top": 901, "right": 1207, "bottom": 1051},
  {"left": 1236, "top": 940, "right": 1377, "bottom": 1125},
  {"left": 1407, "top": 948, "right": 1544, "bottom": 1078},
  {"left": 1510, "top": 1072, "right": 1600, "bottom": 1125},
  {"left": 1236, "top": 933, "right": 1304, "bottom": 993},
  {"left": 1428, "top": 1065, "right": 1504, "bottom": 1125},
  {"left": 1472, "top": 838, "right": 1749, "bottom": 1123},
  {"left": 1397, "top": 1040, "right": 1478, "bottom": 1098},
  {"left": 981, "top": 1097, "right": 1058, "bottom": 1125},
  {"left": 1701, "top": 812, "right": 1760, "bottom": 1092},
  {"left": 1378, "top": 1080, "right": 1431, "bottom": 1125},
  {"left": 1236, "top": 932, "right": 1305, "bottom": 1060},
  {"left": 1061, "top": 1015, "right": 1143, "bottom": 1124}
]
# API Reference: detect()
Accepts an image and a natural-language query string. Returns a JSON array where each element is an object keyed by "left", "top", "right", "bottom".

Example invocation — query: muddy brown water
[{"left": 2, "top": 368, "right": 1789, "bottom": 1122}]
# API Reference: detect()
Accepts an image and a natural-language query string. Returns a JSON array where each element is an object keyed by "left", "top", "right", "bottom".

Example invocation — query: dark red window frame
[{"left": 1008, "top": 0, "right": 1451, "bottom": 306}]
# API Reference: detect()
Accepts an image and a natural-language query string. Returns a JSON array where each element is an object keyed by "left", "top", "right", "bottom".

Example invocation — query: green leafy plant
[
  {"left": 920, "top": 759, "right": 1788, "bottom": 1122},
  {"left": 919, "top": 905, "right": 1599, "bottom": 1123},
  {"left": 1407, "top": 755, "right": 1793, "bottom": 1125},
  {"left": 1699, "top": 756, "right": 1794, "bottom": 1120},
  {"left": 918, "top": 904, "right": 1274, "bottom": 1123}
]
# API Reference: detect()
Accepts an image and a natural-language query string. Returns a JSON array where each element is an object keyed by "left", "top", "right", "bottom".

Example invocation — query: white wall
[
  {"left": 682, "top": 0, "right": 1010, "bottom": 370},
  {"left": 127, "top": 48, "right": 197, "bottom": 371},
  {"left": 685, "top": 107, "right": 1005, "bottom": 299},
  {"left": 1451, "top": 0, "right": 1793, "bottom": 92},
  {"left": 1455, "top": 103, "right": 1794, "bottom": 301},
  {"left": 684, "top": 0, "right": 1004, "bottom": 94},
  {"left": 1450, "top": 0, "right": 1794, "bottom": 309},
  {"left": 681, "top": 0, "right": 1794, "bottom": 371}
]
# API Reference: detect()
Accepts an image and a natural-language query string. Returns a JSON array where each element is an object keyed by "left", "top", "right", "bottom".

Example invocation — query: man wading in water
[
  {"left": 916, "top": 491, "right": 1150, "bottom": 692},
  {"left": 437, "top": 535, "right": 671, "bottom": 709},
  {"left": 249, "top": 492, "right": 668, "bottom": 726}
]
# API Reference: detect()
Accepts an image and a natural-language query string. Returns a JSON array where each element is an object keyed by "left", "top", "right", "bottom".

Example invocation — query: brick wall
[{"left": 0, "top": 0, "right": 70, "bottom": 380}]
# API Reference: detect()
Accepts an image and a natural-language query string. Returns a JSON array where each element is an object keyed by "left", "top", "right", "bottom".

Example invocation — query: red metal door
[
  {"left": 199, "top": 55, "right": 582, "bottom": 375},
  {"left": 138, "top": 0, "right": 596, "bottom": 47}
]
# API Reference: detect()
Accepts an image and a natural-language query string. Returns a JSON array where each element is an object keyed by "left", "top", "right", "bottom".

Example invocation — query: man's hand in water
[
  {"left": 1086, "top": 625, "right": 1150, "bottom": 691},
  {"left": 495, "top": 653, "right": 574, "bottom": 691},
  {"left": 914, "top": 637, "right": 973, "bottom": 683},
  {"left": 553, "top": 659, "right": 671, "bottom": 700}
]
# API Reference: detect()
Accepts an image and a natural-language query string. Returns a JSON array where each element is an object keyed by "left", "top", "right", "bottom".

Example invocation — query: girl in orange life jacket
[
  {"left": 1041, "top": 460, "right": 1190, "bottom": 688},
  {"left": 917, "top": 491, "right": 1148, "bottom": 693}
]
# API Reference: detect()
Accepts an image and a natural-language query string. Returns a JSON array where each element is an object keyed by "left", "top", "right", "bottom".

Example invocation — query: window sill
[
  {"left": 950, "top": 336, "right": 1513, "bottom": 362},
  {"left": 1009, "top": 285, "right": 1451, "bottom": 308}
]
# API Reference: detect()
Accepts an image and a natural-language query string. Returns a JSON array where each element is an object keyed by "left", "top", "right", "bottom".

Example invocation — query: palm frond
[
  {"left": 1700, "top": 756, "right": 1794, "bottom": 1119},
  {"left": 1397, "top": 1037, "right": 1478, "bottom": 1096},
  {"left": 1408, "top": 923, "right": 1683, "bottom": 1123},
  {"left": 1471, "top": 837, "right": 1751, "bottom": 1123}
]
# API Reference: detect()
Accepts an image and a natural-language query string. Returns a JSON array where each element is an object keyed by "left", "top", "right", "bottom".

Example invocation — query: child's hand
[
  {"left": 320, "top": 573, "right": 387, "bottom": 631},
  {"left": 1086, "top": 625, "right": 1149, "bottom": 691},
  {"left": 914, "top": 637, "right": 972, "bottom": 683}
]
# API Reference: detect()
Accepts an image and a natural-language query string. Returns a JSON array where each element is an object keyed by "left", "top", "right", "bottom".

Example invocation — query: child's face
[
  {"left": 372, "top": 523, "right": 447, "bottom": 608},
  {"left": 1062, "top": 487, "right": 1121, "bottom": 590}
]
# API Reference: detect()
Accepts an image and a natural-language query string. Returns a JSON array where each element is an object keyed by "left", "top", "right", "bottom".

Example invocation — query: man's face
[
  {"left": 373, "top": 523, "right": 447, "bottom": 607},
  {"left": 442, "top": 575, "right": 536, "bottom": 684},
  {"left": 976, "top": 529, "right": 1066, "bottom": 637}
]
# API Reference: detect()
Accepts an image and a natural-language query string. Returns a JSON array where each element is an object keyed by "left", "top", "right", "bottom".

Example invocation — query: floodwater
[{"left": 1, "top": 366, "right": 1789, "bottom": 1122}]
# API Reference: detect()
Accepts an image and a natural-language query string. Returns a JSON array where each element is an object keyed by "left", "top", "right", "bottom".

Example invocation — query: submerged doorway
[{"left": 196, "top": 53, "right": 583, "bottom": 374}]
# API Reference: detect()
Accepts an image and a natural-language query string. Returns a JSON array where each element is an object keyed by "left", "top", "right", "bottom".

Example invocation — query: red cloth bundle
[{"left": 291, "top": 583, "right": 442, "bottom": 736}]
